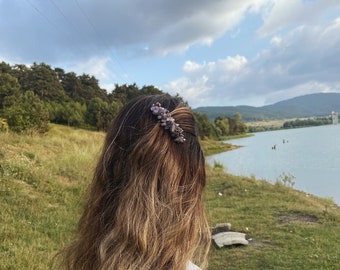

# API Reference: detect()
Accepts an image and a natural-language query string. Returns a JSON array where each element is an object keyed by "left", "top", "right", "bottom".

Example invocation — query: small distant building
[{"left": 331, "top": 111, "right": 338, "bottom": 125}]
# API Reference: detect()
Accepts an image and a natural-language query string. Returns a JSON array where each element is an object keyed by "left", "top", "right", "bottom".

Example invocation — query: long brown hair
[{"left": 60, "top": 95, "right": 210, "bottom": 269}]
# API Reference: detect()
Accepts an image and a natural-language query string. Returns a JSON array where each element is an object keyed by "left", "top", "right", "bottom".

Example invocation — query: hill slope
[{"left": 194, "top": 93, "right": 340, "bottom": 121}]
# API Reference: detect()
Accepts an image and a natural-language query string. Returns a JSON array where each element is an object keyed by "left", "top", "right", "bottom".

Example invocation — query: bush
[
  {"left": 0, "top": 118, "right": 9, "bottom": 132},
  {"left": 3, "top": 91, "right": 49, "bottom": 133}
]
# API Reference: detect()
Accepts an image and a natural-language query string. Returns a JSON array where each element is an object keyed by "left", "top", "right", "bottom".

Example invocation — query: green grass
[
  {"left": 1, "top": 124, "right": 339, "bottom": 269},
  {"left": 206, "top": 164, "right": 340, "bottom": 269},
  {"left": 0, "top": 124, "right": 105, "bottom": 269},
  {"left": 218, "top": 133, "right": 254, "bottom": 141},
  {"left": 200, "top": 138, "right": 239, "bottom": 155}
]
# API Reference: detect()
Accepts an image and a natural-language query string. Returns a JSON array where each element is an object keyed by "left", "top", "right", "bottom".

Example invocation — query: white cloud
[
  {"left": 219, "top": 55, "right": 248, "bottom": 72},
  {"left": 164, "top": 75, "right": 212, "bottom": 106},
  {"left": 64, "top": 56, "right": 122, "bottom": 91},
  {"left": 183, "top": 55, "right": 248, "bottom": 76},
  {"left": 67, "top": 57, "right": 111, "bottom": 79},
  {"left": 257, "top": 0, "right": 340, "bottom": 37},
  {"left": 270, "top": 35, "right": 282, "bottom": 46},
  {"left": 183, "top": 61, "right": 203, "bottom": 73},
  {"left": 166, "top": 16, "right": 340, "bottom": 107},
  {"left": 264, "top": 81, "right": 340, "bottom": 105},
  {"left": 164, "top": 55, "right": 250, "bottom": 106},
  {"left": 2, "top": 0, "right": 337, "bottom": 65},
  {"left": 1, "top": 0, "right": 340, "bottom": 107},
  {"left": 0, "top": 0, "right": 274, "bottom": 62}
]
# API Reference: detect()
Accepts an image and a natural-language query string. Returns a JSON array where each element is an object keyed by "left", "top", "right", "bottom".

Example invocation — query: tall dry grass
[{"left": 0, "top": 124, "right": 104, "bottom": 269}]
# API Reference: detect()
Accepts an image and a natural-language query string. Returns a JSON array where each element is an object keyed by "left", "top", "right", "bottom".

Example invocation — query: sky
[{"left": 1, "top": 0, "right": 340, "bottom": 108}]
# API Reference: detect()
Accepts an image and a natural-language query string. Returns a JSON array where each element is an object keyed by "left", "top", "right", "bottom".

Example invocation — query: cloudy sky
[{"left": 1, "top": 0, "right": 339, "bottom": 107}]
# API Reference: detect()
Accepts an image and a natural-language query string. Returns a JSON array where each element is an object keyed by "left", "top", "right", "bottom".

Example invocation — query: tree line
[
  {"left": 0, "top": 61, "right": 247, "bottom": 138},
  {"left": 282, "top": 117, "right": 332, "bottom": 129}
]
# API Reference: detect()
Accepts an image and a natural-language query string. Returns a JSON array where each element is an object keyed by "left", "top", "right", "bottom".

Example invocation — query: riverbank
[
  {"left": 205, "top": 164, "right": 340, "bottom": 269},
  {"left": 200, "top": 138, "right": 240, "bottom": 156},
  {"left": 1, "top": 124, "right": 339, "bottom": 269}
]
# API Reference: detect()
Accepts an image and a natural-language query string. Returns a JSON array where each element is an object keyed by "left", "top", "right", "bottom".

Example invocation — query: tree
[
  {"left": 112, "top": 83, "right": 141, "bottom": 105},
  {"left": 12, "top": 64, "right": 29, "bottom": 86},
  {"left": 22, "top": 62, "right": 67, "bottom": 102},
  {"left": 140, "top": 85, "right": 164, "bottom": 96},
  {"left": 193, "top": 112, "right": 217, "bottom": 139},
  {"left": 0, "top": 61, "right": 12, "bottom": 74},
  {"left": 61, "top": 72, "right": 83, "bottom": 101},
  {"left": 46, "top": 101, "right": 86, "bottom": 127},
  {"left": 214, "top": 116, "right": 230, "bottom": 136},
  {"left": 85, "top": 98, "right": 119, "bottom": 131},
  {"left": 228, "top": 113, "right": 247, "bottom": 135},
  {"left": 3, "top": 91, "right": 49, "bottom": 133},
  {"left": 54, "top": 67, "right": 65, "bottom": 81},
  {"left": 63, "top": 102, "right": 86, "bottom": 126},
  {"left": 78, "top": 74, "right": 108, "bottom": 102},
  {"left": 0, "top": 73, "right": 21, "bottom": 110}
]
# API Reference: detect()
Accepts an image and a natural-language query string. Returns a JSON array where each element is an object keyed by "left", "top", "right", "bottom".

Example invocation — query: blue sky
[{"left": 1, "top": 0, "right": 339, "bottom": 108}]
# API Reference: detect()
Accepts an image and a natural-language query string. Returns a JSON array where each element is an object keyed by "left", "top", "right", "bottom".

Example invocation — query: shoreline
[{"left": 203, "top": 127, "right": 340, "bottom": 206}]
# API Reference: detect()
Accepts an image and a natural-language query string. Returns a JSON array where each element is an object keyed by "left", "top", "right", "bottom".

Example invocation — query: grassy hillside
[
  {"left": 1, "top": 125, "right": 339, "bottom": 269},
  {"left": 0, "top": 125, "right": 105, "bottom": 269}
]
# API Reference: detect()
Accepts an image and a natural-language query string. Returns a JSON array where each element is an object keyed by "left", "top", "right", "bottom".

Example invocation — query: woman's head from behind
[{"left": 63, "top": 95, "right": 210, "bottom": 270}]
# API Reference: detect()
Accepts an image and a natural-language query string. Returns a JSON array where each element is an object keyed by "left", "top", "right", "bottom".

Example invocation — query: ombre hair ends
[{"left": 59, "top": 95, "right": 211, "bottom": 270}]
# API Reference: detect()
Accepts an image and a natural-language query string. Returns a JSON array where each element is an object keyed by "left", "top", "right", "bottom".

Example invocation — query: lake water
[{"left": 206, "top": 124, "right": 340, "bottom": 205}]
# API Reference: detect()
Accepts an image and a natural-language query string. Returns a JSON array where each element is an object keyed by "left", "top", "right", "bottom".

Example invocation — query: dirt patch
[{"left": 277, "top": 211, "right": 319, "bottom": 225}]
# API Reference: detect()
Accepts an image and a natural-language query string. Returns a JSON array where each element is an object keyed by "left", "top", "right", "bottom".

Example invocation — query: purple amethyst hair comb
[{"left": 150, "top": 102, "right": 186, "bottom": 143}]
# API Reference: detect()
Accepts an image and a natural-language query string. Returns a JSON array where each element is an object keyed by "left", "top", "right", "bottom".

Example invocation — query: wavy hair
[{"left": 59, "top": 95, "right": 210, "bottom": 270}]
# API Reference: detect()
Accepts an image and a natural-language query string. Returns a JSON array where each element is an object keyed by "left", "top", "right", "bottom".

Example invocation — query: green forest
[{"left": 0, "top": 61, "right": 247, "bottom": 138}]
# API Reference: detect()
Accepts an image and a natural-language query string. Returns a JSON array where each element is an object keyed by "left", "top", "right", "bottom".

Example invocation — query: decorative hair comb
[{"left": 150, "top": 102, "right": 186, "bottom": 143}]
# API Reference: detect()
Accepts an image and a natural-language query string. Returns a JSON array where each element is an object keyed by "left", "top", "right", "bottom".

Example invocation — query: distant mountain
[{"left": 193, "top": 93, "right": 340, "bottom": 121}]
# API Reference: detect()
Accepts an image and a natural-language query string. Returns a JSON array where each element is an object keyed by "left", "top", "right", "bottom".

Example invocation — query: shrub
[
  {"left": 3, "top": 91, "right": 49, "bottom": 133},
  {"left": 0, "top": 117, "right": 9, "bottom": 132}
]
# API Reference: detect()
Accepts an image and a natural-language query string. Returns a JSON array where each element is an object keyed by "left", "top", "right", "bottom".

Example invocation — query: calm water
[{"left": 207, "top": 124, "right": 340, "bottom": 205}]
